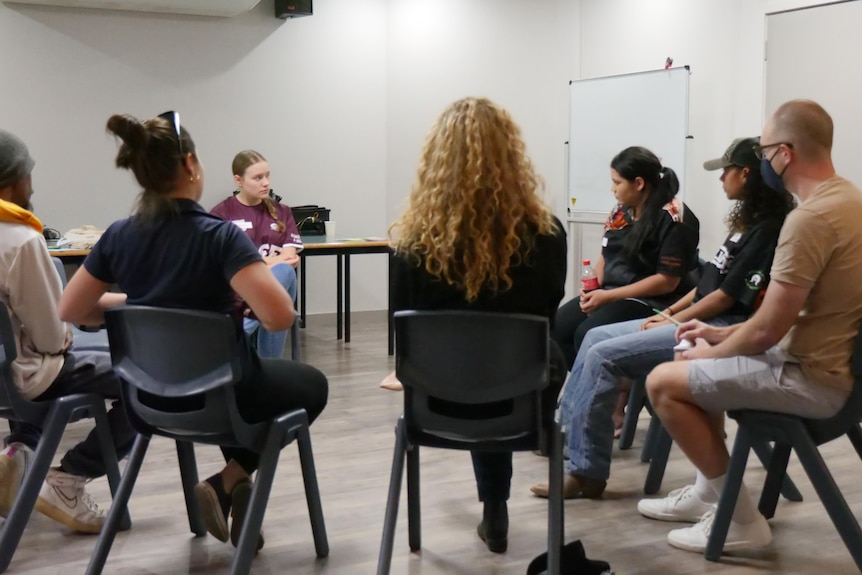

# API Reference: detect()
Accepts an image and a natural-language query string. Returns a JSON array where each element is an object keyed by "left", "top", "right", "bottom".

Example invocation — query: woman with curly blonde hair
[{"left": 390, "top": 97, "right": 568, "bottom": 554}]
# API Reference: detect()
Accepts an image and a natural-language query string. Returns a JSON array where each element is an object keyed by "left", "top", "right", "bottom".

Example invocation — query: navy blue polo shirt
[{"left": 84, "top": 199, "right": 262, "bottom": 322}]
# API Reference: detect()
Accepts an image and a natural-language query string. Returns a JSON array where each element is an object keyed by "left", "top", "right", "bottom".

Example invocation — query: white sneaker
[
  {"left": 0, "top": 442, "right": 35, "bottom": 518},
  {"left": 667, "top": 506, "right": 772, "bottom": 553},
  {"left": 35, "top": 468, "right": 105, "bottom": 533},
  {"left": 638, "top": 484, "right": 715, "bottom": 523}
]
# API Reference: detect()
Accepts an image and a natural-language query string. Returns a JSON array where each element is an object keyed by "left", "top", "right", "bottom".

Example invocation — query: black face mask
[{"left": 761, "top": 154, "right": 788, "bottom": 194}]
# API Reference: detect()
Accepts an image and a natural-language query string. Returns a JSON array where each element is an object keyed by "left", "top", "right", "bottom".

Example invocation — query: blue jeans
[
  {"left": 243, "top": 263, "right": 298, "bottom": 359},
  {"left": 559, "top": 315, "right": 742, "bottom": 481}
]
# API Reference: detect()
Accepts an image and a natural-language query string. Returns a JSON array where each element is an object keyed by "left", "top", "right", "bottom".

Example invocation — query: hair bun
[{"left": 106, "top": 114, "right": 148, "bottom": 169}]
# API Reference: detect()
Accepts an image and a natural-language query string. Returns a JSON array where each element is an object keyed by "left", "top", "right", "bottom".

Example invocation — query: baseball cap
[{"left": 703, "top": 137, "right": 760, "bottom": 171}]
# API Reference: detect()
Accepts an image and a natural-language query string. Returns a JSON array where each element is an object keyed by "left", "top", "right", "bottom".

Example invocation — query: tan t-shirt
[{"left": 771, "top": 176, "right": 862, "bottom": 394}]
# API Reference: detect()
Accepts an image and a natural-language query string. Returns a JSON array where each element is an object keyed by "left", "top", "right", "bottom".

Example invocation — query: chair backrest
[
  {"left": 104, "top": 306, "right": 260, "bottom": 446},
  {"left": 51, "top": 257, "right": 68, "bottom": 288},
  {"left": 394, "top": 310, "right": 549, "bottom": 450},
  {"left": 805, "top": 324, "right": 862, "bottom": 443}
]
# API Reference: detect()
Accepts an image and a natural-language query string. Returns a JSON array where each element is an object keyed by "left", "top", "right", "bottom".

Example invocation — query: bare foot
[{"left": 379, "top": 371, "right": 403, "bottom": 391}]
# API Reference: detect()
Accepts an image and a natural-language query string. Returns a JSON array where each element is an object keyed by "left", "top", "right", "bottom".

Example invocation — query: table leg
[
  {"left": 336, "top": 254, "right": 343, "bottom": 340},
  {"left": 345, "top": 254, "right": 351, "bottom": 343},
  {"left": 388, "top": 251, "right": 394, "bottom": 356},
  {"left": 299, "top": 254, "right": 306, "bottom": 329}
]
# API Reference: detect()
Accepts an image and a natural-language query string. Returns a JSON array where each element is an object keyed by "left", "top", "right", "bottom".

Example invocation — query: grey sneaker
[
  {"left": 35, "top": 468, "right": 105, "bottom": 533},
  {"left": 0, "top": 442, "right": 35, "bottom": 518}
]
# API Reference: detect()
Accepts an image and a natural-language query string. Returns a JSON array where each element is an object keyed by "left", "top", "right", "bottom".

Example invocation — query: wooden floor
[{"left": 5, "top": 312, "right": 862, "bottom": 574}]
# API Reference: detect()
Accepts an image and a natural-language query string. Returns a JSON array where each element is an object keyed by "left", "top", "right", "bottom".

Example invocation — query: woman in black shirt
[
  {"left": 552, "top": 147, "right": 700, "bottom": 367},
  {"left": 60, "top": 113, "right": 328, "bottom": 551},
  {"left": 391, "top": 97, "right": 567, "bottom": 555}
]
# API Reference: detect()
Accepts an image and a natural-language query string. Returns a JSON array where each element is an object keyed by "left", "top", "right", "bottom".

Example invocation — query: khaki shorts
[{"left": 687, "top": 346, "right": 848, "bottom": 419}]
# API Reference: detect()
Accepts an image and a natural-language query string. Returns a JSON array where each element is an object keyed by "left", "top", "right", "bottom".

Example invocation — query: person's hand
[
  {"left": 640, "top": 314, "right": 670, "bottom": 331},
  {"left": 681, "top": 337, "right": 713, "bottom": 360},
  {"left": 675, "top": 320, "right": 725, "bottom": 345},
  {"left": 282, "top": 252, "right": 300, "bottom": 267},
  {"left": 579, "top": 289, "right": 613, "bottom": 314}
]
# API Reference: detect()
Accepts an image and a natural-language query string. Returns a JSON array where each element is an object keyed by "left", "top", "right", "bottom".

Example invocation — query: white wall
[
  {"left": 3, "top": 0, "right": 844, "bottom": 311},
  {"left": 1, "top": 0, "right": 580, "bottom": 314},
  {"left": 578, "top": 0, "right": 844, "bottom": 255},
  {"left": 0, "top": 0, "right": 388, "bottom": 314},
  {"left": 384, "top": 0, "right": 580, "bottom": 224}
]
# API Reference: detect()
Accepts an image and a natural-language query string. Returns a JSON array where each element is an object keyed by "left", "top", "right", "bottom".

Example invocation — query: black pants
[
  {"left": 470, "top": 341, "right": 567, "bottom": 502},
  {"left": 551, "top": 297, "right": 655, "bottom": 368},
  {"left": 8, "top": 348, "right": 136, "bottom": 478},
  {"left": 221, "top": 358, "right": 329, "bottom": 474}
]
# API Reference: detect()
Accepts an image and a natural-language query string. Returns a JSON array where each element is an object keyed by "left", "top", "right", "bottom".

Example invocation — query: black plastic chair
[
  {"left": 706, "top": 326, "right": 862, "bottom": 569},
  {"left": 641, "top": 407, "right": 802, "bottom": 503},
  {"left": 50, "top": 256, "right": 110, "bottom": 353},
  {"left": 377, "top": 311, "right": 564, "bottom": 575},
  {"left": 0, "top": 304, "right": 127, "bottom": 573},
  {"left": 86, "top": 306, "right": 328, "bottom": 575}
]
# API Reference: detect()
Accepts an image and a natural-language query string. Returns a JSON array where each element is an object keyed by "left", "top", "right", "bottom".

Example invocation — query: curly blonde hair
[{"left": 390, "top": 97, "right": 558, "bottom": 301}]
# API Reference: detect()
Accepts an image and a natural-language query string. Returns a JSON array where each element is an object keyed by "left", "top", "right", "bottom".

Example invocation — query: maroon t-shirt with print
[{"left": 210, "top": 195, "right": 303, "bottom": 256}]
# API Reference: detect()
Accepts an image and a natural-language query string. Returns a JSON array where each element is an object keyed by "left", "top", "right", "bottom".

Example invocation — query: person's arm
[
  {"left": 230, "top": 261, "right": 295, "bottom": 332},
  {"left": 641, "top": 287, "right": 697, "bottom": 330},
  {"left": 594, "top": 254, "right": 605, "bottom": 286},
  {"left": 9, "top": 236, "right": 68, "bottom": 353},
  {"left": 579, "top": 272, "right": 680, "bottom": 314},
  {"left": 668, "top": 288, "right": 734, "bottom": 324},
  {"left": 59, "top": 268, "right": 127, "bottom": 326},
  {"left": 681, "top": 279, "right": 807, "bottom": 358}
]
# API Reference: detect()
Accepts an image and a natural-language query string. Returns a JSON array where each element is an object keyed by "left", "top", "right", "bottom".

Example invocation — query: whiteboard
[{"left": 567, "top": 67, "right": 690, "bottom": 214}]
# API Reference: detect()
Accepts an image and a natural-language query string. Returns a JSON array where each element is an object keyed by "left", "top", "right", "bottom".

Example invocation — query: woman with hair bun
[
  {"left": 211, "top": 150, "right": 302, "bottom": 358},
  {"left": 58, "top": 112, "right": 328, "bottom": 551}
]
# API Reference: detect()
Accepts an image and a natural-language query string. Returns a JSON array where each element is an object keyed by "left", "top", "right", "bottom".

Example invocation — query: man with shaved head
[{"left": 639, "top": 100, "right": 862, "bottom": 554}]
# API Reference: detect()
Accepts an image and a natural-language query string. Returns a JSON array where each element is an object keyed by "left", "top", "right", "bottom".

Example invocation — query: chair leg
[
  {"left": 643, "top": 423, "right": 672, "bottom": 494},
  {"left": 0, "top": 407, "right": 69, "bottom": 573},
  {"left": 296, "top": 424, "right": 329, "bottom": 558},
  {"left": 377, "top": 416, "right": 408, "bottom": 575},
  {"left": 793, "top": 429, "right": 862, "bottom": 572},
  {"left": 91, "top": 402, "right": 131, "bottom": 531},
  {"left": 619, "top": 379, "right": 646, "bottom": 450},
  {"left": 755, "top": 442, "right": 793, "bottom": 519},
  {"left": 406, "top": 444, "right": 421, "bottom": 552},
  {"left": 290, "top": 324, "right": 301, "bottom": 361},
  {"left": 848, "top": 424, "right": 862, "bottom": 461},
  {"left": 175, "top": 441, "right": 206, "bottom": 536},
  {"left": 230, "top": 428, "right": 282, "bottom": 575},
  {"left": 86, "top": 434, "right": 151, "bottom": 575},
  {"left": 705, "top": 426, "right": 752, "bottom": 561},
  {"left": 752, "top": 441, "right": 802, "bottom": 504},
  {"left": 640, "top": 414, "right": 661, "bottom": 463},
  {"left": 547, "top": 423, "right": 564, "bottom": 575}
]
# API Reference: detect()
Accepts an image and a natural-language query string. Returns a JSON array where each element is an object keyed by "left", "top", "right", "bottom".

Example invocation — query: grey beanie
[{"left": 0, "top": 129, "right": 35, "bottom": 189}]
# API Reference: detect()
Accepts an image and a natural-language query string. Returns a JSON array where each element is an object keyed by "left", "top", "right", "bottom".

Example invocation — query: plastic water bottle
[{"left": 581, "top": 259, "right": 599, "bottom": 292}]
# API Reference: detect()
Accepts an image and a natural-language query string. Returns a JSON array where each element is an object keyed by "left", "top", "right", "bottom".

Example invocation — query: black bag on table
[{"left": 291, "top": 204, "right": 330, "bottom": 236}]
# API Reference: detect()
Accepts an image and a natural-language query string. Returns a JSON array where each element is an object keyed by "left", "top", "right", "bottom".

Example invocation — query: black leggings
[
  {"left": 551, "top": 297, "right": 655, "bottom": 368},
  {"left": 222, "top": 358, "right": 329, "bottom": 474},
  {"left": 470, "top": 341, "right": 568, "bottom": 502}
]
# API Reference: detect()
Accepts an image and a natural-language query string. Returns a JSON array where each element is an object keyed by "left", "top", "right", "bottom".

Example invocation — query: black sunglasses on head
[{"left": 157, "top": 110, "right": 183, "bottom": 157}]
